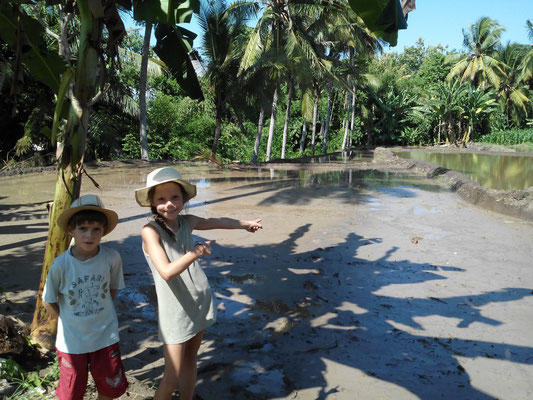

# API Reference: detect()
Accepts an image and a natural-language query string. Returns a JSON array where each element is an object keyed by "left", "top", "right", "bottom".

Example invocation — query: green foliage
[
  {"left": 122, "top": 132, "right": 141, "bottom": 159},
  {"left": 0, "top": 356, "right": 59, "bottom": 399},
  {"left": 399, "top": 126, "right": 430, "bottom": 146},
  {"left": 0, "top": 358, "right": 26, "bottom": 381},
  {"left": 87, "top": 111, "right": 137, "bottom": 161},
  {"left": 480, "top": 128, "right": 533, "bottom": 145},
  {"left": 142, "top": 93, "right": 215, "bottom": 160},
  {"left": 217, "top": 123, "right": 255, "bottom": 162}
]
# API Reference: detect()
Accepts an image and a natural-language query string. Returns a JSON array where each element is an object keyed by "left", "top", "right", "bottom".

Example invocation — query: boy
[{"left": 42, "top": 194, "right": 128, "bottom": 400}]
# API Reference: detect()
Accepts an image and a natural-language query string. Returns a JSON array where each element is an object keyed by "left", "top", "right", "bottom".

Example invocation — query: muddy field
[{"left": 1, "top": 148, "right": 533, "bottom": 399}]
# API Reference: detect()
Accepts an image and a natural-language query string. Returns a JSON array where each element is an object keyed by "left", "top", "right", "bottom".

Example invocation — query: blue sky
[
  {"left": 125, "top": 0, "right": 533, "bottom": 52},
  {"left": 388, "top": 0, "right": 533, "bottom": 52}
]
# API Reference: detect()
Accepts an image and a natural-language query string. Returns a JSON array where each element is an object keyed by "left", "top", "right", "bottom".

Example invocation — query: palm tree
[
  {"left": 497, "top": 43, "right": 531, "bottom": 127},
  {"left": 199, "top": 0, "right": 248, "bottom": 160},
  {"left": 236, "top": 0, "right": 333, "bottom": 161},
  {"left": 446, "top": 17, "right": 506, "bottom": 90},
  {"left": 518, "top": 20, "right": 533, "bottom": 92},
  {"left": 139, "top": 22, "right": 153, "bottom": 160}
]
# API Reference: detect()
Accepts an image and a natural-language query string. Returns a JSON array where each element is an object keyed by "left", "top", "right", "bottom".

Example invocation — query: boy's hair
[{"left": 67, "top": 210, "right": 108, "bottom": 229}]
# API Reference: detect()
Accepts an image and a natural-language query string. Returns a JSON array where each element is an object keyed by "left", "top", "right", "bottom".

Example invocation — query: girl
[{"left": 135, "top": 167, "right": 262, "bottom": 400}]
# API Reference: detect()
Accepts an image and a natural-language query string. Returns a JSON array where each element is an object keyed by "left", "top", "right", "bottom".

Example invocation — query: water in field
[
  {"left": 396, "top": 150, "right": 533, "bottom": 190},
  {"left": 2, "top": 161, "right": 533, "bottom": 400}
]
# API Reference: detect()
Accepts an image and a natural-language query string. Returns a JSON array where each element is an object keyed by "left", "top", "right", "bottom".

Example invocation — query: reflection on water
[
  {"left": 192, "top": 168, "right": 444, "bottom": 205},
  {"left": 397, "top": 151, "right": 533, "bottom": 190},
  {"left": 279, "top": 150, "right": 374, "bottom": 164},
  {"left": 263, "top": 168, "right": 442, "bottom": 193}
]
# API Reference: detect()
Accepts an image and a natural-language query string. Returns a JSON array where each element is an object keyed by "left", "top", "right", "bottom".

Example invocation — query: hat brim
[
  {"left": 57, "top": 206, "right": 119, "bottom": 236},
  {"left": 135, "top": 179, "right": 197, "bottom": 207}
]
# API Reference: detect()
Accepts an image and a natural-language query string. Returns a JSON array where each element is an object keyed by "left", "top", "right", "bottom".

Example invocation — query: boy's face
[{"left": 68, "top": 221, "right": 105, "bottom": 254}]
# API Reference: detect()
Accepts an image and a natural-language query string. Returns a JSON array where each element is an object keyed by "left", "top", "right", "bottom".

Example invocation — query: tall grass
[{"left": 479, "top": 128, "right": 533, "bottom": 145}]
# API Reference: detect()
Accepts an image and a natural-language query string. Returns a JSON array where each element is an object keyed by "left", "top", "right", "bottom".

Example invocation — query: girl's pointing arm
[{"left": 142, "top": 225, "right": 206, "bottom": 281}]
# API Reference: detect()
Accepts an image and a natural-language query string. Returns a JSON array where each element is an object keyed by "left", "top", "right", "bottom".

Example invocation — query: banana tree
[{"left": 0, "top": 0, "right": 201, "bottom": 348}]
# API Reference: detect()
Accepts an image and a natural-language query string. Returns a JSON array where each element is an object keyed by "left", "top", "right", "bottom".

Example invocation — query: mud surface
[{"left": 1, "top": 153, "right": 533, "bottom": 399}]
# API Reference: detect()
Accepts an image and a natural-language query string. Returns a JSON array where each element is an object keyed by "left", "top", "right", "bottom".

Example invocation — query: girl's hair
[
  {"left": 68, "top": 210, "right": 108, "bottom": 230},
  {"left": 148, "top": 182, "right": 189, "bottom": 241}
]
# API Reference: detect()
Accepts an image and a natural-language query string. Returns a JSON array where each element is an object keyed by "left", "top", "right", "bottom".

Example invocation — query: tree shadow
[
  {"left": 183, "top": 227, "right": 533, "bottom": 400},
  {"left": 107, "top": 220, "right": 533, "bottom": 400}
]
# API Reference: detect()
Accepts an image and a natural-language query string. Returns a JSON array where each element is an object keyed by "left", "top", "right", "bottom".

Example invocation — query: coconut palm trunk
[
  {"left": 322, "top": 83, "right": 333, "bottom": 154},
  {"left": 211, "top": 81, "right": 226, "bottom": 160},
  {"left": 349, "top": 85, "right": 357, "bottom": 147},
  {"left": 139, "top": 22, "right": 152, "bottom": 161},
  {"left": 265, "top": 85, "right": 279, "bottom": 162},
  {"left": 251, "top": 106, "right": 265, "bottom": 163},
  {"left": 299, "top": 121, "right": 308, "bottom": 155},
  {"left": 281, "top": 81, "right": 293, "bottom": 159},
  {"left": 310, "top": 84, "right": 319, "bottom": 156},
  {"left": 342, "top": 90, "right": 352, "bottom": 150},
  {"left": 31, "top": 0, "right": 105, "bottom": 348}
]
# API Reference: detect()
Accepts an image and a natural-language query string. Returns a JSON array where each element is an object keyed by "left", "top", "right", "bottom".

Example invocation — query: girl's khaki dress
[{"left": 143, "top": 216, "right": 216, "bottom": 344}]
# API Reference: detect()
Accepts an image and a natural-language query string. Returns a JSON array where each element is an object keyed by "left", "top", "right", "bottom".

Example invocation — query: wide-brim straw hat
[
  {"left": 135, "top": 167, "right": 197, "bottom": 207},
  {"left": 57, "top": 194, "right": 119, "bottom": 236}
]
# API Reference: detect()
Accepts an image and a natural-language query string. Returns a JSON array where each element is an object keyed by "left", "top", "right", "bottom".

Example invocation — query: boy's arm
[
  {"left": 43, "top": 301, "right": 59, "bottom": 319},
  {"left": 189, "top": 215, "right": 262, "bottom": 232},
  {"left": 110, "top": 289, "right": 118, "bottom": 300}
]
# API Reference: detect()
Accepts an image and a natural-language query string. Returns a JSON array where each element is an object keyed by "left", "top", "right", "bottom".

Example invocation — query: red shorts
[{"left": 56, "top": 342, "right": 128, "bottom": 400}]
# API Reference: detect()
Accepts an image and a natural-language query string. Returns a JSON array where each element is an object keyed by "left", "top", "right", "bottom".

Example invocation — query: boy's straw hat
[
  {"left": 57, "top": 194, "right": 118, "bottom": 236},
  {"left": 135, "top": 167, "right": 197, "bottom": 207}
]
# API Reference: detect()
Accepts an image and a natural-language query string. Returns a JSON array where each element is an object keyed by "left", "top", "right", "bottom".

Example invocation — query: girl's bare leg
[
  {"left": 154, "top": 330, "right": 205, "bottom": 400},
  {"left": 178, "top": 330, "right": 204, "bottom": 400}
]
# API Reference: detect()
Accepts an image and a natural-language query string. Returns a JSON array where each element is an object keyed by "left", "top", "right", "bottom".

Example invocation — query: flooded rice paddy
[
  {"left": 396, "top": 150, "right": 533, "bottom": 190},
  {"left": 1, "top": 161, "right": 533, "bottom": 400}
]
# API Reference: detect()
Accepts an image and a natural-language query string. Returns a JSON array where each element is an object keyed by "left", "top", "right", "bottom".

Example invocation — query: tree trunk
[
  {"left": 311, "top": 84, "right": 319, "bottom": 156},
  {"left": 322, "top": 84, "right": 332, "bottom": 154},
  {"left": 231, "top": 103, "right": 247, "bottom": 137},
  {"left": 342, "top": 91, "right": 352, "bottom": 150},
  {"left": 299, "top": 121, "right": 307, "bottom": 155},
  {"left": 250, "top": 106, "right": 265, "bottom": 163},
  {"left": 281, "top": 81, "right": 293, "bottom": 159},
  {"left": 31, "top": 0, "right": 104, "bottom": 349},
  {"left": 139, "top": 22, "right": 152, "bottom": 161},
  {"left": 265, "top": 86, "right": 278, "bottom": 162},
  {"left": 211, "top": 86, "right": 226, "bottom": 159},
  {"left": 349, "top": 85, "right": 356, "bottom": 148},
  {"left": 211, "top": 109, "right": 223, "bottom": 160},
  {"left": 31, "top": 167, "right": 81, "bottom": 348}
]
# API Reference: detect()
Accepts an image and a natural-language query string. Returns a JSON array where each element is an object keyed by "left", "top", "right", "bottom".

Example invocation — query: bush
[{"left": 145, "top": 94, "right": 216, "bottom": 160}]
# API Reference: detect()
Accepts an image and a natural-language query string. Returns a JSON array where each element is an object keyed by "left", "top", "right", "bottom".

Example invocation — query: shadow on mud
[{"left": 114, "top": 227, "right": 533, "bottom": 400}]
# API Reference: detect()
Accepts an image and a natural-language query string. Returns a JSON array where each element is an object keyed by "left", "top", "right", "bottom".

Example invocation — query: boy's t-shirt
[{"left": 42, "top": 245, "right": 125, "bottom": 354}]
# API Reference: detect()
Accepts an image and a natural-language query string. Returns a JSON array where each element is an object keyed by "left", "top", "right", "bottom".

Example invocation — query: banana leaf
[{"left": 348, "top": 0, "right": 412, "bottom": 47}]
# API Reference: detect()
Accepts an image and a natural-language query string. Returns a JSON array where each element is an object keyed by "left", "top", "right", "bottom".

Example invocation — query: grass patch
[{"left": 479, "top": 128, "right": 533, "bottom": 146}]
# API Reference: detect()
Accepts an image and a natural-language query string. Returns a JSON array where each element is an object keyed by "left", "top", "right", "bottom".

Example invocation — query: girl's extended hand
[
  {"left": 194, "top": 240, "right": 216, "bottom": 258},
  {"left": 244, "top": 219, "right": 263, "bottom": 233}
]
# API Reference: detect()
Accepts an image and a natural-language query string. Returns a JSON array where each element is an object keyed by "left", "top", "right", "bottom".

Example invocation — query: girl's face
[{"left": 151, "top": 182, "right": 185, "bottom": 221}]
